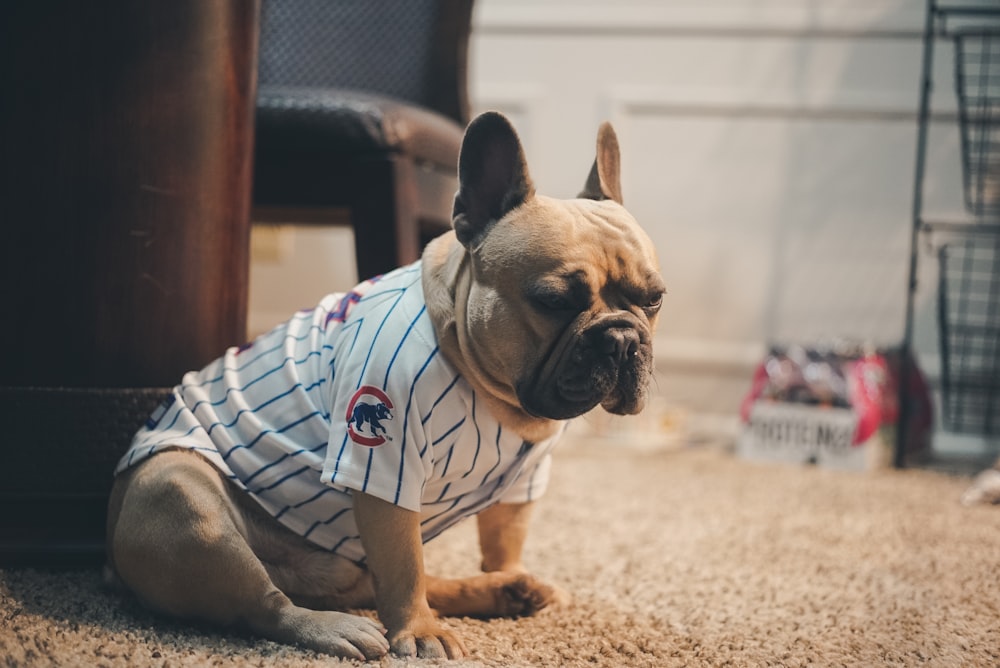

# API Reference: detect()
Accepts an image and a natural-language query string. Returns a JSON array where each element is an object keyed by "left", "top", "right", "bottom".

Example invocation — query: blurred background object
[{"left": 252, "top": 0, "right": 474, "bottom": 283}]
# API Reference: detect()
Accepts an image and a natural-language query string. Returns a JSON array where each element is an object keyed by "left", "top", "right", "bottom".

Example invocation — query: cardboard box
[
  {"left": 737, "top": 346, "right": 932, "bottom": 471},
  {"left": 738, "top": 401, "right": 889, "bottom": 471}
]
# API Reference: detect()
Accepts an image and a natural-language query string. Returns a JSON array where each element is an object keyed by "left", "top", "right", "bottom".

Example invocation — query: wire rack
[
  {"left": 937, "top": 236, "right": 1000, "bottom": 434},
  {"left": 954, "top": 30, "right": 1000, "bottom": 215},
  {"left": 898, "top": 1, "right": 1000, "bottom": 465},
  {"left": 940, "top": 14, "right": 1000, "bottom": 436}
]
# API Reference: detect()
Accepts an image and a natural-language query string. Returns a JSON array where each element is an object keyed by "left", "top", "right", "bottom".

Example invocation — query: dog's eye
[
  {"left": 527, "top": 273, "right": 590, "bottom": 314},
  {"left": 533, "top": 292, "right": 576, "bottom": 312},
  {"left": 643, "top": 293, "right": 664, "bottom": 314}
]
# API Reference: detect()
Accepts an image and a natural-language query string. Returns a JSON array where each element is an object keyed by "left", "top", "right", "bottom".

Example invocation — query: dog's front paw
[
  {"left": 496, "top": 573, "right": 571, "bottom": 617},
  {"left": 389, "top": 616, "right": 468, "bottom": 659}
]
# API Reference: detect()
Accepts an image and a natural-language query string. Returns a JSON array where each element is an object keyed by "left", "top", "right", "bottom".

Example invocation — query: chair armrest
[{"left": 256, "top": 85, "right": 464, "bottom": 170}]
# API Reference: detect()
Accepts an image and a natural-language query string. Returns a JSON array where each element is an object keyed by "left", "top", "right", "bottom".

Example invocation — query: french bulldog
[{"left": 106, "top": 111, "right": 664, "bottom": 660}]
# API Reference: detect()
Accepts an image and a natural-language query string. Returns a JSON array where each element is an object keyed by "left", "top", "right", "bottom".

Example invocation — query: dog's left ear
[{"left": 579, "top": 122, "right": 623, "bottom": 205}]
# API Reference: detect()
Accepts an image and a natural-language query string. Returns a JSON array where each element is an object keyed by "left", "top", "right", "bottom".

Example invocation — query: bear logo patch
[{"left": 346, "top": 385, "right": 395, "bottom": 446}]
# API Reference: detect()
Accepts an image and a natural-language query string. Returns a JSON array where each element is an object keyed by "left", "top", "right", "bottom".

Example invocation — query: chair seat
[{"left": 256, "top": 85, "right": 464, "bottom": 170}]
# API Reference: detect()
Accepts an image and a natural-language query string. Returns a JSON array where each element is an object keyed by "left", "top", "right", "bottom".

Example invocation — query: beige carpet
[{"left": 2, "top": 443, "right": 999, "bottom": 667}]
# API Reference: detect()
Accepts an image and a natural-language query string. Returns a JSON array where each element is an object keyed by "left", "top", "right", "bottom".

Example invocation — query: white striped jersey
[{"left": 117, "top": 261, "right": 561, "bottom": 563}]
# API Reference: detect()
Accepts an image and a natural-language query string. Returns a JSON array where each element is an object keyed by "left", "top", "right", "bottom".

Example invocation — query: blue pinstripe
[
  {"left": 392, "top": 344, "right": 439, "bottom": 505},
  {"left": 422, "top": 374, "right": 461, "bottom": 425},
  {"left": 222, "top": 411, "right": 324, "bottom": 461},
  {"left": 156, "top": 351, "right": 327, "bottom": 435},
  {"left": 461, "top": 392, "right": 483, "bottom": 478},
  {"left": 382, "top": 305, "right": 427, "bottom": 389}
]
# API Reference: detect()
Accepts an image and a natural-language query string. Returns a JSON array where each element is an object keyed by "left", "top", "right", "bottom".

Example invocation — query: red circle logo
[{"left": 346, "top": 385, "right": 395, "bottom": 447}]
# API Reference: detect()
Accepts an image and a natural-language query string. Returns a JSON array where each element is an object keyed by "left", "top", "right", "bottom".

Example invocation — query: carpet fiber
[{"left": 2, "top": 444, "right": 999, "bottom": 667}]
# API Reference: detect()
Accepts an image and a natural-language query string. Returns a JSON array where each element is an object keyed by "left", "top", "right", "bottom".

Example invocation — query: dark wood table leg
[{"left": 0, "top": 0, "right": 260, "bottom": 567}]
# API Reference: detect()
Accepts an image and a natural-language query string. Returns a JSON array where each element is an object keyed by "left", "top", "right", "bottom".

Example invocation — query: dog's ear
[
  {"left": 579, "top": 122, "right": 623, "bottom": 205},
  {"left": 453, "top": 111, "right": 535, "bottom": 249}
]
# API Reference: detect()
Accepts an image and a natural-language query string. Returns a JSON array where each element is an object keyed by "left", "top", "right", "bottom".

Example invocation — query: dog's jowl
[{"left": 106, "top": 112, "right": 664, "bottom": 660}]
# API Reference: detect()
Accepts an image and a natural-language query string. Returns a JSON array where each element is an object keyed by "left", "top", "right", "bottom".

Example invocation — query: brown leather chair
[{"left": 253, "top": 0, "right": 475, "bottom": 280}]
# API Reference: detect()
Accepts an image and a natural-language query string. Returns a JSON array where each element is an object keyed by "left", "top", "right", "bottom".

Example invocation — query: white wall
[
  {"left": 249, "top": 223, "right": 356, "bottom": 336},
  {"left": 249, "top": 0, "right": 977, "bottom": 434},
  {"left": 469, "top": 0, "right": 965, "bottom": 364}
]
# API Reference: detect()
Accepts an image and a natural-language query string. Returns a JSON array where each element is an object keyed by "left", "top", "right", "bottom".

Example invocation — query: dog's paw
[
  {"left": 496, "top": 573, "right": 571, "bottom": 617},
  {"left": 275, "top": 609, "right": 389, "bottom": 661},
  {"left": 961, "top": 469, "right": 1000, "bottom": 506},
  {"left": 389, "top": 617, "right": 467, "bottom": 659}
]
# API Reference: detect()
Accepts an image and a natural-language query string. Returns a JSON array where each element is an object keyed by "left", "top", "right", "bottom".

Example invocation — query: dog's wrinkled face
[
  {"left": 449, "top": 113, "right": 664, "bottom": 422},
  {"left": 467, "top": 196, "right": 663, "bottom": 420}
]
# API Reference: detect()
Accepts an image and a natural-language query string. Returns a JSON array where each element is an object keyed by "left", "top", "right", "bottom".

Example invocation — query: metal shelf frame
[{"left": 897, "top": 0, "right": 1000, "bottom": 466}]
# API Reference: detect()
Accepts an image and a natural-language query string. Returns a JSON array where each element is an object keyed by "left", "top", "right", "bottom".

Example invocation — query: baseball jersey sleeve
[
  {"left": 321, "top": 387, "right": 431, "bottom": 513},
  {"left": 319, "top": 288, "right": 440, "bottom": 513}
]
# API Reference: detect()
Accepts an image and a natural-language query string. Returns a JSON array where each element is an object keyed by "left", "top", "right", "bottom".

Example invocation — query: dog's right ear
[{"left": 452, "top": 112, "right": 535, "bottom": 249}]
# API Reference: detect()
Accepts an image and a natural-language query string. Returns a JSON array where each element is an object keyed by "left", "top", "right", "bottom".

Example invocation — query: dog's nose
[{"left": 600, "top": 327, "right": 640, "bottom": 363}]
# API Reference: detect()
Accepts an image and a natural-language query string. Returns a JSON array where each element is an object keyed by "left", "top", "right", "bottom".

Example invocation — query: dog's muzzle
[{"left": 518, "top": 315, "right": 653, "bottom": 420}]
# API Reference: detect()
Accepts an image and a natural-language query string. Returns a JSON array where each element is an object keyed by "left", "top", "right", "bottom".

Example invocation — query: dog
[{"left": 105, "top": 111, "right": 664, "bottom": 660}]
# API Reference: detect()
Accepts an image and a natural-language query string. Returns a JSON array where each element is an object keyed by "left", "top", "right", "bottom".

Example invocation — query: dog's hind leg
[
  {"left": 424, "top": 571, "right": 567, "bottom": 618},
  {"left": 107, "top": 450, "right": 388, "bottom": 660},
  {"left": 422, "top": 502, "right": 570, "bottom": 619}
]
